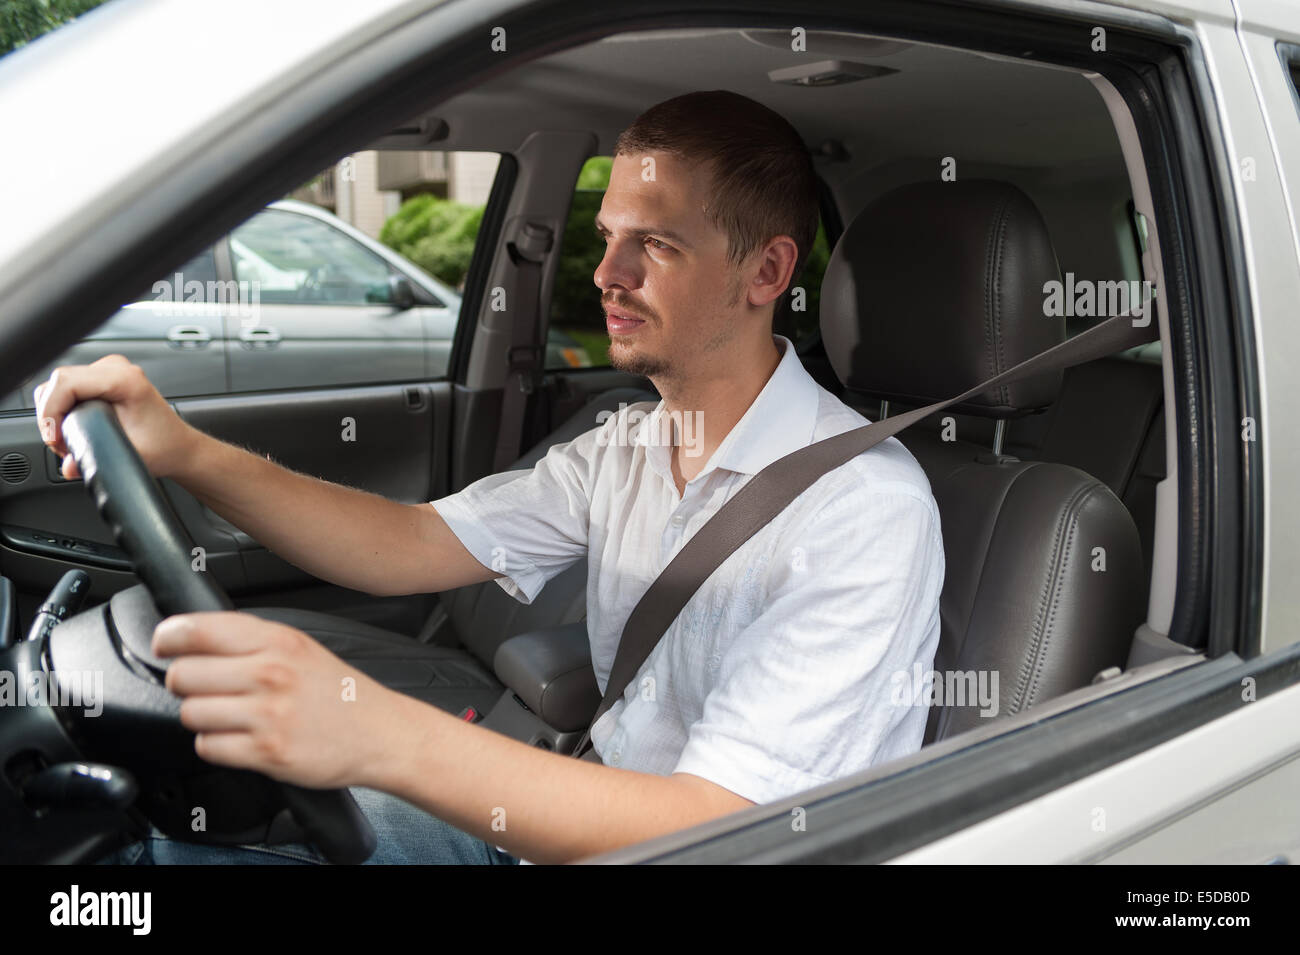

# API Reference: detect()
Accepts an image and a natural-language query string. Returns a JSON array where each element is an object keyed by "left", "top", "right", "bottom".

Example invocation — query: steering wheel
[{"left": 60, "top": 399, "right": 377, "bottom": 864}]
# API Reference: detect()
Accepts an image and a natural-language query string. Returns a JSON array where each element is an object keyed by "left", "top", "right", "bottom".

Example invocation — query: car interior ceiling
[{"left": 1, "top": 25, "right": 1182, "bottom": 748}]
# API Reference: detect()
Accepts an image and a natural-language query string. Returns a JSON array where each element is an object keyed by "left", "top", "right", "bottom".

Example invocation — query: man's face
[{"left": 593, "top": 151, "right": 751, "bottom": 382}]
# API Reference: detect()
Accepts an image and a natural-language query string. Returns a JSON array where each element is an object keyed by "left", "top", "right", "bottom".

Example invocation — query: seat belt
[
  {"left": 571, "top": 311, "right": 1159, "bottom": 759},
  {"left": 493, "top": 222, "right": 554, "bottom": 473}
]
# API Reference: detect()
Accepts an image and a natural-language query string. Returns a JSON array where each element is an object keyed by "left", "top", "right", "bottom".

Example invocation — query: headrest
[{"left": 820, "top": 180, "right": 1065, "bottom": 418}]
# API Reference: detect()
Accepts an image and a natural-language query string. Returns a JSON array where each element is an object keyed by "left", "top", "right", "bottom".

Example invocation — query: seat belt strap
[
  {"left": 493, "top": 223, "right": 553, "bottom": 473},
  {"left": 572, "top": 311, "right": 1159, "bottom": 759}
]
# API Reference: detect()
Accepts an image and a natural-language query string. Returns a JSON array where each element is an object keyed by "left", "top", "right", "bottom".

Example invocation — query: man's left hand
[{"left": 154, "top": 612, "right": 403, "bottom": 789}]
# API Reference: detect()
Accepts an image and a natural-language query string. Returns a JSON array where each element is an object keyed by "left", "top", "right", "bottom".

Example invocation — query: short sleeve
[
  {"left": 430, "top": 424, "right": 604, "bottom": 605},
  {"left": 671, "top": 484, "right": 945, "bottom": 804}
]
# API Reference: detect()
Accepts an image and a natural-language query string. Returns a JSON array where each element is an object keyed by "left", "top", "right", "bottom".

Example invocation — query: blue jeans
[{"left": 95, "top": 786, "right": 520, "bottom": 865}]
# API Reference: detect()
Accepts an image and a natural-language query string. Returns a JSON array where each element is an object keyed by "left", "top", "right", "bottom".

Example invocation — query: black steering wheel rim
[
  {"left": 63, "top": 401, "right": 233, "bottom": 617},
  {"left": 61, "top": 399, "right": 376, "bottom": 864}
]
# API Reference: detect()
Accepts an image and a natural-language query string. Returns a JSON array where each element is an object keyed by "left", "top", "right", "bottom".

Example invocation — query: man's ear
[{"left": 745, "top": 235, "right": 800, "bottom": 309}]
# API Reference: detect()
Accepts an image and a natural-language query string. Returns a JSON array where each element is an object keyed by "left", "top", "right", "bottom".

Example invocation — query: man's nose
[{"left": 593, "top": 238, "right": 642, "bottom": 293}]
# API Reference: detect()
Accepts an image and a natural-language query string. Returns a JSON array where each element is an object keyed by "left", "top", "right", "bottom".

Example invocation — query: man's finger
[
  {"left": 153, "top": 612, "right": 271, "bottom": 659},
  {"left": 193, "top": 730, "right": 264, "bottom": 772},
  {"left": 33, "top": 356, "right": 138, "bottom": 459},
  {"left": 179, "top": 696, "right": 262, "bottom": 734},
  {"left": 166, "top": 654, "right": 265, "bottom": 697}
]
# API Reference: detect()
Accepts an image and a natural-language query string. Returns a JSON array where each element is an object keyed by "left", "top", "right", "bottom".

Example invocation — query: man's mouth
[{"left": 604, "top": 308, "right": 646, "bottom": 335}]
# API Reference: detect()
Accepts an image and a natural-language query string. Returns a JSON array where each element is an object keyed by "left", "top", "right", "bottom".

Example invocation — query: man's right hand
[{"left": 34, "top": 354, "right": 200, "bottom": 481}]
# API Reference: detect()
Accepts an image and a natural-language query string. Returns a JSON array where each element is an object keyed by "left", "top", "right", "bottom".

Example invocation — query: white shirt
[{"left": 431, "top": 333, "right": 944, "bottom": 808}]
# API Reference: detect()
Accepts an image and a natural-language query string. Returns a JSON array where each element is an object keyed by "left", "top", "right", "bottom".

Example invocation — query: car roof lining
[
  {"left": 378, "top": 26, "right": 1138, "bottom": 330},
  {"left": 381, "top": 28, "right": 1121, "bottom": 165}
]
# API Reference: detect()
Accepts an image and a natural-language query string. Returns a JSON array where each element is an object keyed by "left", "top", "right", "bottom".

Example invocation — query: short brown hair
[{"left": 613, "top": 90, "right": 819, "bottom": 305}]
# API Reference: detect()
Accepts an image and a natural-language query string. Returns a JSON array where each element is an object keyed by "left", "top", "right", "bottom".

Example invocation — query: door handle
[
  {"left": 238, "top": 326, "right": 281, "bottom": 348},
  {"left": 166, "top": 324, "right": 212, "bottom": 348}
]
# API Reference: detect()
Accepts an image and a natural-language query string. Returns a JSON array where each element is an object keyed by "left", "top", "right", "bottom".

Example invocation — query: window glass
[
  {"left": 1285, "top": 51, "right": 1300, "bottom": 116},
  {"left": 231, "top": 209, "right": 394, "bottom": 305},
  {"left": 136, "top": 248, "right": 219, "bottom": 303},
  {"left": 547, "top": 157, "right": 613, "bottom": 369},
  {"left": 774, "top": 220, "right": 830, "bottom": 346}
]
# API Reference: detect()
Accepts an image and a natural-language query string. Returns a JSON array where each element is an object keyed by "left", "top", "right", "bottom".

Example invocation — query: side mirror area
[{"left": 385, "top": 274, "right": 416, "bottom": 310}]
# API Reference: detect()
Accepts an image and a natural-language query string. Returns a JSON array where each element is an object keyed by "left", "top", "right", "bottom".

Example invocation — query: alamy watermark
[
  {"left": 0, "top": 668, "right": 103, "bottom": 717},
  {"left": 147, "top": 274, "right": 261, "bottom": 325},
  {"left": 890, "top": 662, "right": 999, "bottom": 718},
  {"left": 1043, "top": 272, "right": 1156, "bottom": 326},
  {"left": 595, "top": 402, "right": 705, "bottom": 457}
]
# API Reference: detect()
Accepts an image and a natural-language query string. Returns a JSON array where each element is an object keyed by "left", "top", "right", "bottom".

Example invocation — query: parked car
[
  {"left": 0, "top": 0, "right": 1297, "bottom": 870},
  {"left": 0, "top": 198, "right": 588, "bottom": 412}
]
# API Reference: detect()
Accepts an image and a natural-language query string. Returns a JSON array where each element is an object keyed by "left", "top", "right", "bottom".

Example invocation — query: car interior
[{"left": 0, "top": 24, "right": 1213, "bottom": 859}]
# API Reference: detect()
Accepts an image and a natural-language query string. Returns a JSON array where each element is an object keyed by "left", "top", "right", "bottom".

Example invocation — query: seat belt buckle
[{"left": 457, "top": 706, "right": 483, "bottom": 724}]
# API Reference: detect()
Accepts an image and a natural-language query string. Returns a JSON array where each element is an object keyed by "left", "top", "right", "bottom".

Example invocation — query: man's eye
[{"left": 646, "top": 237, "right": 672, "bottom": 251}]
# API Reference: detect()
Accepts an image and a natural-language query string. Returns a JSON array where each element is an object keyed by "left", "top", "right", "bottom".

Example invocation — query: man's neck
[{"left": 653, "top": 335, "right": 784, "bottom": 497}]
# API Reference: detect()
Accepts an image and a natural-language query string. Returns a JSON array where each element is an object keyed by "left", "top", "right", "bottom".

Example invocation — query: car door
[
  {"left": 223, "top": 205, "right": 431, "bottom": 390},
  {"left": 0, "top": 246, "right": 229, "bottom": 413},
  {"left": 162, "top": 202, "right": 469, "bottom": 634},
  {"left": 0, "top": 194, "right": 478, "bottom": 638}
]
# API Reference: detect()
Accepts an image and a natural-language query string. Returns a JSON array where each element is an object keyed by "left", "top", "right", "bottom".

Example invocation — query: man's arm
[
  {"left": 34, "top": 355, "right": 499, "bottom": 597},
  {"left": 154, "top": 612, "right": 755, "bottom": 864}
]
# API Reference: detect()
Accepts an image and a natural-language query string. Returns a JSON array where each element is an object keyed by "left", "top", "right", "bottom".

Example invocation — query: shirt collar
[{"left": 634, "top": 334, "right": 821, "bottom": 484}]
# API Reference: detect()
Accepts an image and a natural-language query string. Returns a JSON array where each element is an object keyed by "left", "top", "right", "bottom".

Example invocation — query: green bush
[
  {"left": 550, "top": 190, "right": 608, "bottom": 331},
  {"left": 1, "top": 0, "right": 107, "bottom": 57},
  {"left": 548, "top": 157, "right": 612, "bottom": 331},
  {"left": 379, "top": 194, "right": 483, "bottom": 290}
]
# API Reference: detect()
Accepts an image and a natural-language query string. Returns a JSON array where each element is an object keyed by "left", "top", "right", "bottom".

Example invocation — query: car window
[
  {"left": 0, "top": 246, "right": 228, "bottom": 411},
  {"left": 1284, "top": 46, "right": 1300, "bottom": 119},
  {"left": 544, "top": 156, "right": 831, "bottom": 370},
  {"left": 546, "top": 156, "right": 613, "bottom": 369},
  {"left": 775, "top": 219, "right": 830, "bottom": 347},
  {"left": 144, "top": 247, "right": 221, "bottom": 302},
  {"left": 230, "top": 209, "right": 395, "bottom": 306}
]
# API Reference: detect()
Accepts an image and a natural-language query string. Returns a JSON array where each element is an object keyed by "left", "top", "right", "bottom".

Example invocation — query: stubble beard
[{"left": 606, "top": 272, "right": 747, "bottom": 381}]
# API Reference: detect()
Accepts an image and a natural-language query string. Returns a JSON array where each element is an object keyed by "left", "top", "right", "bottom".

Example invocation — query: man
[{"left": 41, "top": 90, "right": 944, "bottom": 865}]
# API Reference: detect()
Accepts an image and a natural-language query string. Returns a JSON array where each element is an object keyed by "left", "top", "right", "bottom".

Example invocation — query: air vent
[{"left": 1, "top": 452, "right": 31, "bottom": 485}]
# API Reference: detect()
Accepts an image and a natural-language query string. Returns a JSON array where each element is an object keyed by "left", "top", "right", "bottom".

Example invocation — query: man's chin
[{"left": 608, "top": 340, "right": 668, "bottom": 379}]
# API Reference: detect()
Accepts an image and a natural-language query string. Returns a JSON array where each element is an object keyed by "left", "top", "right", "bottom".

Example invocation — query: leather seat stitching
[
  {"left": 1013, "top": 480, "right": 1100, "bottom": 714},
  {"left": 982, "top": 191, "right": 1015, "bottom": 410}
]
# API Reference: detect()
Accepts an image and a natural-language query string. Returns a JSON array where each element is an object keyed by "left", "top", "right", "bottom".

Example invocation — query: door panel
[
  {"left": 0, "top": 381, "right": 452, "bottom": 638},
  {"left": 170, "top": 381, "right": 451, "bottom": 636}
]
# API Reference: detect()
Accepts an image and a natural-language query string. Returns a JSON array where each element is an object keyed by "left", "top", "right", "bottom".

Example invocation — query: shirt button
[
  {"left": 670, "top": 514, "right": 684, "bottom": 527},
  {"left": 609, "top": 749, "right": 622, "bottom": 765}
]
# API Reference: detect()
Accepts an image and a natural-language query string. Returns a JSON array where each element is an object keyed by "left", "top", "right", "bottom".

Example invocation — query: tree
[
  {"left": 1, "top": 0, "right": 109, "bottom": 57},
  {"left": 379, "top": 194, "right": 483, "bottom": 290}
]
